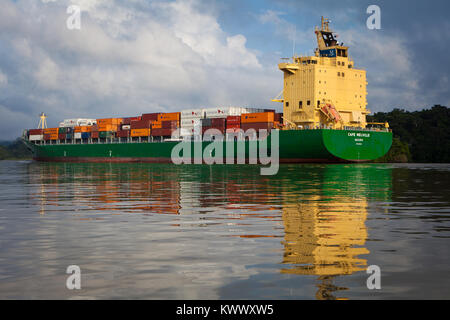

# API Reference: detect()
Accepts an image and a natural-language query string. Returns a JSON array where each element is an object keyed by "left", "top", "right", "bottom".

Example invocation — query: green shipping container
[
  {"left": 59, "top": 127, "right": 67, "bottom": 134},
  {"left": 99, "top": 131, "right": 114, "bottom": 139}
]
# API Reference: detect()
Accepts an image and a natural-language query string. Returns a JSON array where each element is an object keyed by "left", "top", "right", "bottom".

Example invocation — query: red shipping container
[
  {"left": 202, "top": 126, "right": 225, "bottom": 134},
  {"left": 122, "top": 116, "right": 142, "bottom": 125},
  {"left": 226, "top": 116, "right": 240, "bottom": 124},
  {"left": 226, "top": 123, "right": 240, "bottom": 130},
  {"left": 211, "top": 118, "right": 226, "bottom": 126},
  {"left": 241, "top": 122, "right": 273, "bottom": 132},
  {"left": 131, "top": 120, "right": 152, "bottom": 129},
  {"left": 43, "top": 134, "right": 51, "bottom": 141},
  {"left": 142, "top": 113, "right": 159, "bottom": 121},
  {"left": 58, "top": 134, "right": 66, "bottom": 140},
  {"left": 162, "top": 120, "right": 178, "bottom": 129},
  {"left": 29, "top": 129, "right": 44, "bottom": 135},
  {"left": 274, "top": 113, "right": 283, "bottom": 122},
  {"left": 91, "top": 131, "right": 99, "bottom": 139},
  {"left": 117, "top": 130, "right": 130, "bottom": 138},
  {"left": 151, "top": 128, "right": 173, "bottom": 136}
]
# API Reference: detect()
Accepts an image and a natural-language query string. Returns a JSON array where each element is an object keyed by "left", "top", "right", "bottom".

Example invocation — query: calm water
[{"left": 0, "top": 161, "right": 449, "bottom": 299}]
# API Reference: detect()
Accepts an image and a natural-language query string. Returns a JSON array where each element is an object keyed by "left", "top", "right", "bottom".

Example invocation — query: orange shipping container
[
  {"left": 98, "top": 124, "right": 118, "bottom": 132},
  {"left": 50, "top": 133, "right": 59, "bottom": 140},
  {"left": 158, "top": 113, "right": 180, "bottom": 122},
  {"left": 97, "top": 118, "right": 122, "bottom": 126},
  {"left": 44, "top": 128, "right": 58, "bottom": 134},
  {"left": 241, "top": 112, "right": 274, "bottom": 124},
  {"left": 131, "top": 128, "right": 151, "bottom": 137},
  {"left": 74, "top": 126, "right": 91, "bottom": 133},
  {"left": 151, "top": 121, "right": 162, "bottom": 129}
]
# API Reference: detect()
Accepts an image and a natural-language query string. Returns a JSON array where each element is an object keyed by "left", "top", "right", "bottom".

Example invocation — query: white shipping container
[
  {"left": 74, "top": 132, "right": 82, "bottom": 139},
  {"left": 181, "top": 118, "right": 202, "bottom": 127},
  {"left": 60, "top": 119, "right": 97, "bottom": 127},
  {"left": 29, "top": 135, "right": 43, "bottom": 141},
  {"left": 181, "top": 109, "right": 204, "bottom": 119}
]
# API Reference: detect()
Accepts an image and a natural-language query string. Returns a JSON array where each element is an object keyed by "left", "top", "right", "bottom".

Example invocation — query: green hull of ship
[{"left": 25, "top": 129, "right": 392, "bottom": 163}]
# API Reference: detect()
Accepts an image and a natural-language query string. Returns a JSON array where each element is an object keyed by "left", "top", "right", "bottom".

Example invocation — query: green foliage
[
  {"left": 0, "top": 139, "right": 32, "bottom": 160},
  {"left": 368, "top": 105, "right": 450, "bottom": 163}
]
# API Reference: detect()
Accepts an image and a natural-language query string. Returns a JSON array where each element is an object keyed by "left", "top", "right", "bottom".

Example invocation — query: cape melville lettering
[
  {"left": 348, "top": 132, "right": 370, "bottom": 137},
  {"left": 176, "top": 305, "right": 210, "bottom": 318}
]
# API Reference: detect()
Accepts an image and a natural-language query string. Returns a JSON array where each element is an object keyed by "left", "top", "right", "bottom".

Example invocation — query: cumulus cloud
[{"left": 0, "top": 0, "right": 279, "bottom": 139}]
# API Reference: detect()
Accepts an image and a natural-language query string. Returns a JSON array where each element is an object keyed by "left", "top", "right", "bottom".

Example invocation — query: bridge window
[
  {"left": 286, "top": 102, "right": 289, "bottom": 107},
  {"left": 307, "top": 100, "right": 310, "bottom": 106},
  {"left": 299, "top": 101, "right": 302, "bottom": 108}
]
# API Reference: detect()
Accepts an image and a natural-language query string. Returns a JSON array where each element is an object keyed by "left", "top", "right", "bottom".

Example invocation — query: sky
[{"left": 0, "top": 0, "right": 449, "bottom": 139}]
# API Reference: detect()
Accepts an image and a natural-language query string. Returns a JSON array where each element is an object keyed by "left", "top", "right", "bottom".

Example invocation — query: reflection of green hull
[{"left": 26, "top": 129, "right": 392, "bottom": 163}]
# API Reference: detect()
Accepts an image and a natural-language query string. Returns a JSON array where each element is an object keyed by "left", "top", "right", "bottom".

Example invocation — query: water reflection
[{"left": 24, "top": 162, "right": 392, "bottom": 299}]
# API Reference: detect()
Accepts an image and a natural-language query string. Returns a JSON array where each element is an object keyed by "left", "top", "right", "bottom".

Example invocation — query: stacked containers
[
  {"left": 240, "top": 112, "right": 274, "bottom": 132},
  {"left": 90, "top": 124, "right": 99, "bottom": 139},
  {"left": 130, "top": 119, "right": 152, "bottom": 137},
  {"left": 29, "top": 129, "right": 44, "bottom": 141},
  {"left": 201, "top": 118, "right": 226, "bottom": 134},
  {"left": 97, "top": 118, "right": 121, "bottom": 138},
  {"left": 44, "top": 128, "right": 59, "bottom": 140},
  {"left": 180, "top": 109, "right": 203, "bottom": 136},
  {"left": 226, "top": 116, "right": 241, "bottom": 134},
  {"left": 151, "top": 113, "right": 180, "bottom": 136}
]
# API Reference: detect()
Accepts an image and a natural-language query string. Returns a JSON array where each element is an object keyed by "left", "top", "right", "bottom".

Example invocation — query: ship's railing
[{"left": 24, "top": 126, "right": 391, "bottom": 146}]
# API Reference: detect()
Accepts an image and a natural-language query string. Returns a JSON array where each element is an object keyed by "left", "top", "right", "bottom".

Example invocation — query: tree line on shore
[{"left": 367, "top": 105, "right": 449, "bottom": 163}]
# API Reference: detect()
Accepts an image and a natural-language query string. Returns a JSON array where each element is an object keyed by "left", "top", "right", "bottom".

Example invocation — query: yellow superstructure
[{"left": 274, "top": 17, "right": 370, "bottom": 129}]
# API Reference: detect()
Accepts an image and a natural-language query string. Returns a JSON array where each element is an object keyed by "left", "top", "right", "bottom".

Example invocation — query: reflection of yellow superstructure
[
  {"left": 274, "top": 17, "right": 369, "bottom": 129},
  {"left": 281, "top": 199, "right": 369, "bottom": 276}
]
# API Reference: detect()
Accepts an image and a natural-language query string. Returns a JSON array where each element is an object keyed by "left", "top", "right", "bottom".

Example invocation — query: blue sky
[{"left": 0, "top": 0, "right": 449, "bottom": 139}]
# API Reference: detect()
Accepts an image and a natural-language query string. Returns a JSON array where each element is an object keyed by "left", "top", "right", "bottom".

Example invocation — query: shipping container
[
  {"left": 59, "top": 118, "right": 96, "bottom": 127},
  {"left": 274, "top": 113, "right": 283, "bottom": 122},
  {"left": 162, "top": 120, "right": 179, "bottom": 129},
  {"left": 151, "top": 121, "right": 162, "bottom": 129},
  {"left": 66, "top": 133, "right": 73, "bottom": 139},
  {"left": 226, "top": 115, "right": 241, "bottom": 125},
  {"left": 121, "top": 124, "right": 131, "bottom": 130},
  {"left": 122, "top": 116, "right": 142, "bottom": 125},
  {"left": 131, "top": 128, "right": 151, "bottom": 137},
  {"left": 43, "top": 134, "right": 51, "bottom": 141},
  {"left": 142, "top": 113, "right": 159, "bottom": 121},
  {"left": 58, "top": 133, "right": 66, "bottom": 140},
  {"left": 117, "top": 130, "right": 130, "bottom": 138},
  {"left": 158, "top": 112, "right": 180, "bottom": 122},
  {"left": 74, "top": 132, "right": 82, "bottom": 139},
  {"left": 130, "top": 120, "right": 152, "bottom": 129},
  {"left": 226, "top": 124, "right": 240, "bottom": 130},
  {"left": 91, "top": 131, "right": 99, "bottom": 139},
  {"left": 97, "top": 118, "right": 122, "bottom": 126},
  {"left": 44, "top": 128, "right": 59, "bottom": 135},
  {"left": 99, "top": 131, "right": 114, "bottom": 139},
  {"left": 151, "top": 128, "right": 174, "bottom": 136},
  {"left": 241, "top": 112, "right": 274, "bottom": 124},
  {"left": 81, "top": 132, "right": 90, "bottom": 139},
  {"left": 29, "top": 129, "right": 44, "bottom": 135},
  {"left": 29, "top": 135, "right": 43, "bottom": 141},
  {"left": 181, "top": 109, "right": 203, "bottom": 119},
  {"left": 98, "top": 124, "right": 117, "bottom": 132}
]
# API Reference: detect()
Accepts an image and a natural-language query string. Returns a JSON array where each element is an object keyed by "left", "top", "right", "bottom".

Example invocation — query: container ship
[{"left": 22, "top": 18, "right": 392, "bottom": 164}]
